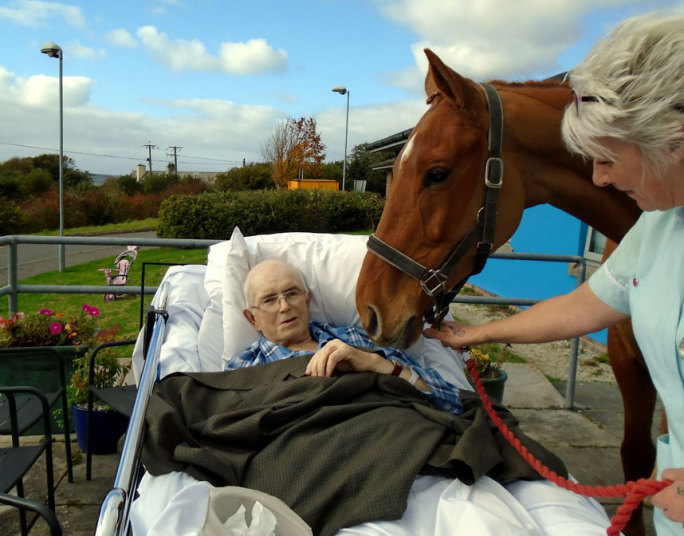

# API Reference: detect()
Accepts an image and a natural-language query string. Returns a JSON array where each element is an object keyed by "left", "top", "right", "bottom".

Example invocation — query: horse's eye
[{"left": 423, "top": 166, "right": 450, "bottom": 188}]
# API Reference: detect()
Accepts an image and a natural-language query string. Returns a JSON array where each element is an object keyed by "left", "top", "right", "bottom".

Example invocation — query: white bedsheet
[{"left": 129, "top": 234, "right": 618, "bottom": 535}]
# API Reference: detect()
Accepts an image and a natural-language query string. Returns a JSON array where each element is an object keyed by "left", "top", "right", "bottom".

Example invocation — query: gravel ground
[{"left": 449, "top": 293, "right": 617, "bottom": 385}]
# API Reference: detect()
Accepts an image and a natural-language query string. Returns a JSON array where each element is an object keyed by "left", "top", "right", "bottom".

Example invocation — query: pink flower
[
  {"left": 0, "top": 317, "right": 6, "bottom": 328},
  {"left": 87, "top": 306, "right": 99, "bottom": 317},
  {"left": 49, "top": 322, "right": 63, "bottom": 335},
  {"left": 82, "top": 304, "right": 90, "bottom": 313},
  {"left": 40, "top": 308, "right": 54, "bottom": 316}
]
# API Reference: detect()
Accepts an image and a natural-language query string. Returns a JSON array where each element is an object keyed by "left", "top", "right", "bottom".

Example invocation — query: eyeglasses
[
  {"left": 251, "top": 288, "right": 306, "bottom": 312},
  {"left": 573, "top": 91, "right": 599, "bottom": 117}
]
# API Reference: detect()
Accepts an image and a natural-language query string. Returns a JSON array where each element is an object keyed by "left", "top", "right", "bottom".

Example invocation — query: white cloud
[
  {"left": 0, "top": 0, "right": 85, "bottom": 28},
  {"left": 376, "top": 0, "right": 654, "bottom": 85},
  {"left": 136, "top": 25, "right": 288, "bottom": 75},
  {"left": 67, "top": 42, "right": 107, "bottom": 61},
  {"left": 0, "top": 68, "right": 93, "bottom": 108},
  {"left": 107, "top": 29, "right": 138, "bottom": 48}
]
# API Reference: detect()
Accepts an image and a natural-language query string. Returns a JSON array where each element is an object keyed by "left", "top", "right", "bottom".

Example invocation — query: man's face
[{"left": 244, "top": 262, "right": 311, "bottom": 348}]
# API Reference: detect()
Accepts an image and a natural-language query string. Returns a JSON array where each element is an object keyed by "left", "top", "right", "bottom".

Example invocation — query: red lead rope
[{"left": 465, "top": 358, "right": 670, "bottom": 536}]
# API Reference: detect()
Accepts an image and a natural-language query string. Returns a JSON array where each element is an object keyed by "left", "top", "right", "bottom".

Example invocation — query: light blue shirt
[{"left": 589, "top": 207, "right": 684, "bottom": 535}]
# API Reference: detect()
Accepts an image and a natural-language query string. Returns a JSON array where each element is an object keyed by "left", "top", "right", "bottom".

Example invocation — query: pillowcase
[{"left": 218, "top": 228, "right": 369, "bottom": 367}]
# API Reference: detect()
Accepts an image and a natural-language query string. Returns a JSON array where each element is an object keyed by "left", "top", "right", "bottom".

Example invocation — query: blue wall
[{"left": 467, "top": 204, "right": 607, "bottom": 344}]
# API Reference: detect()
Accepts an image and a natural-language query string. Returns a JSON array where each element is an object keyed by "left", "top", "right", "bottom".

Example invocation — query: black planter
[
  {"left": 468, "top": 369, "right": 508, "bottom": 403},
  {"left": 71, "top": 403, "right": 129, "bottom": 455}
]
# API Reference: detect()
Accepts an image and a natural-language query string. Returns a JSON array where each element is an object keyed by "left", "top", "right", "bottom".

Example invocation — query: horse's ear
[{"left": 424, "top": 48, "right": 479, "bottom": 109}]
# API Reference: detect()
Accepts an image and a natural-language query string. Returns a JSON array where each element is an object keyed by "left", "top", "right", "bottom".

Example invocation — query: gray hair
[
  {"left": 243, "top": 259, "right": 309, "bottom": 307},
  {"left": 562, "top": 14, "right": 684, "bottom": 177}
]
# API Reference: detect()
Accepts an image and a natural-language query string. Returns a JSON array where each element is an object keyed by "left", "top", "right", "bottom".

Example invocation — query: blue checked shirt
[{"left": 226, "top": 321, "right": 463, "bottom": 414}]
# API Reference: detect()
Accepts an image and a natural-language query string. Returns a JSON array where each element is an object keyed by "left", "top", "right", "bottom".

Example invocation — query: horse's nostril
[{"left": 367, "top": 306, "right": 379, "bottom": 337}]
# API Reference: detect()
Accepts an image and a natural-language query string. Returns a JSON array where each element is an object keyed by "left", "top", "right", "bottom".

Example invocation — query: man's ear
[{"left": 243, "top": 308, "right": 257, "bottom": 329}]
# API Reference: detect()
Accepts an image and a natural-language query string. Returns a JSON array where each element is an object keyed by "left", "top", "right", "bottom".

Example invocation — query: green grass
[
  {"left": 1, "top": 247, "right": 208, "bottom": 346},
  {"left": 33, "top": 218, "right": 158, "bottom": 236}
]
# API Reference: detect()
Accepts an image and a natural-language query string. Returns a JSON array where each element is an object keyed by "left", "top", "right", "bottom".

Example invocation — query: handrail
[{"left": 1, "top": 234, "right": 220, "bottom": 314}]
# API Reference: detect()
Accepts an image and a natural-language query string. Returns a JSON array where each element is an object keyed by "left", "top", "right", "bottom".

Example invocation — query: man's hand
[
  {"left": 652, "top": 468, "right": 684, "bottom": 523},
  {"left": 305, "top": 339, "right": 387, "bottom": 377}
]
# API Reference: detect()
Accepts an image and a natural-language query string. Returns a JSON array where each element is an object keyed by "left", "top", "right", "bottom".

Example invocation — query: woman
[{"left": 424, "top": 14, "right": 684, "bottom": 535}]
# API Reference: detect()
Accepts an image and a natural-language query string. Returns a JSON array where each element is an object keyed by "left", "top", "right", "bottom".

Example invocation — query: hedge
[{"left": 156, "top": 189, "right": 385, "bottom": 239}]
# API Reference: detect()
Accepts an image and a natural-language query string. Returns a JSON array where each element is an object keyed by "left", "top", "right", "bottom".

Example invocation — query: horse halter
[{"left": 367, "top": 83, "right": 504, "bottom": 325}]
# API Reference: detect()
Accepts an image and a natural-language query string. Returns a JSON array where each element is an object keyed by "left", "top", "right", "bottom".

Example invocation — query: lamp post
[
  {"left": 331, "top": 85, "right": 349, "bottom": 192},
  {"left": 40, "top": 41, "right": 65, "bottom": 272}
]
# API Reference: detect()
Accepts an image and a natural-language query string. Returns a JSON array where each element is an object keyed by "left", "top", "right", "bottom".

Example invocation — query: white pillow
[{"left": 219, "top": 228, "right": 369, "bottom": 367}]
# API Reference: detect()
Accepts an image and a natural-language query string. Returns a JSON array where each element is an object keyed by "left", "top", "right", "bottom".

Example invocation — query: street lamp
[
  {"left": 331, "top": 85, "right": 349, "bottom": 192},
  {"left": 40, "top": 41, "right": 65, "bottom": 272}
]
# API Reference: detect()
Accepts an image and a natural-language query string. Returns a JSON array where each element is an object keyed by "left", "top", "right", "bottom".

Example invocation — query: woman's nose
[{"left": 592, "top": 161, "right": 612, "bottom": 187}]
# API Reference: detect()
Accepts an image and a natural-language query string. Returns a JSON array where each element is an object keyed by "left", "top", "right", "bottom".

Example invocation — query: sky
[{"left": 0, "top": 0, "right": 682, "bottom": 177}]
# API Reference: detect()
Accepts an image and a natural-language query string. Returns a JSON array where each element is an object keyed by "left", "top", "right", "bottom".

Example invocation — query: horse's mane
[{"left": 488, "top": 79, "right": 567, "bottom": 88}]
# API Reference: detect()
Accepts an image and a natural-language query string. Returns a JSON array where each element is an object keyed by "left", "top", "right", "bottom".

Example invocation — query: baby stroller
[{"left": 99, "top": 246, "right": 139, "bottom": 302}]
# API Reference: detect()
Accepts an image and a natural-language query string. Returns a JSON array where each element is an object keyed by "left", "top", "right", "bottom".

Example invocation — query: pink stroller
[{"left": 99, "top": 246, "right": 139, "bottom": 302}]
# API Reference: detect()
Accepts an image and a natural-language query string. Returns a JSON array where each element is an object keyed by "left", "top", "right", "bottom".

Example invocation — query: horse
[{"left": 355, "top": 49, "right": 654, "bottom": 536}]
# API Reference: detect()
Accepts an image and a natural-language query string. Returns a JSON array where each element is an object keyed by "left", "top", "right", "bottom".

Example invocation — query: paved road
[{"left": 0, "top": 231, "right": 157, "bottom": 281}]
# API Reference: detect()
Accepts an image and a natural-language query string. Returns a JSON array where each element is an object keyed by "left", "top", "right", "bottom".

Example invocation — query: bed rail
[{"left": 95, "top": 281, "right": 171, "bottom": 536}]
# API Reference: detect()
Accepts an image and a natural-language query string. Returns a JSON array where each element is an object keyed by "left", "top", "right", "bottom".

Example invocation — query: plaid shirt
[{"left": 227, "top": 321, "right": 463, "bottom": 414}]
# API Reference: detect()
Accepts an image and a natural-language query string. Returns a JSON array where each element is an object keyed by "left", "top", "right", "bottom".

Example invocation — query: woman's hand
[
  {"left": 651, "top": 468, "right": 684, "bottom": 523},
  {"left": 305, "top": 339, "right": 388, "bottom": 377},
  {"left": 423, "top": 320, "right": 481, "bottom": 350}
]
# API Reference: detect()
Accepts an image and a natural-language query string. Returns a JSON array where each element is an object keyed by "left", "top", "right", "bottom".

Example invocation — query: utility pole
[
  {"left": 142, "top": 142, "right": 157, "bottom": 172},
  {"left": 167, "top": 145, "right": 182, "bottom": 173}
]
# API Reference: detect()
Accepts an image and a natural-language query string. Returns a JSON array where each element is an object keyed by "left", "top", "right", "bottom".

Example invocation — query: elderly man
[{"left": 229, "top": 259, "right": 463, "bottom": 414}]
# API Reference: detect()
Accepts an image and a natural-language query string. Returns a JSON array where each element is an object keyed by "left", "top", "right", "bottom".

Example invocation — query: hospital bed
[{"left": 95, "top": 228, "right": 617, "bottom": 536}]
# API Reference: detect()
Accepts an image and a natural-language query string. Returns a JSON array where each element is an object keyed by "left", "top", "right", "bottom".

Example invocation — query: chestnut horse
[{"left": 356, "top": 49, "right": 654, "bottom": 535}]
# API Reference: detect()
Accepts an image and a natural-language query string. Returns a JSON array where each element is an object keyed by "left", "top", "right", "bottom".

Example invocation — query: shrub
[
  {"left": 0, "top": 198, "right": 27, "bottom": 234},
  {"left": 157, "top": 190, "right": 385, "bottom": 239}
]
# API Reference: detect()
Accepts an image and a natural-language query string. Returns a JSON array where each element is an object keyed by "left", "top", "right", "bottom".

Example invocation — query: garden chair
[
  {"left": 0, "top": 386, "right": 61, "bottom": 536},
  {"left": 0, "top": 347, "right": 74, "bottom": 482}
]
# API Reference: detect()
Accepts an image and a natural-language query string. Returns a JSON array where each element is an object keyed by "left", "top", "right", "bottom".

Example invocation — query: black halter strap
[{"left": 367, "top": 83, "right": 504, "bottom": 325}]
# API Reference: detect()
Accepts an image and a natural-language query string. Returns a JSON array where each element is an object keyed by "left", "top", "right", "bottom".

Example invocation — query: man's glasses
[
  {"left": 251, "top": 288, "right": 306, "bottom": 312},
  {"left": 573, "top": 91, "right": 599, "bottom": 117}
]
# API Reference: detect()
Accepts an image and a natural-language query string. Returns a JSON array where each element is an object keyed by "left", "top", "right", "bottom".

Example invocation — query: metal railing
[
  {"left": 0, "top": 235, "right": 220, "bottom": 314},
  {"left": 1, "top": 235, "right": 589, "bottom": 408}
]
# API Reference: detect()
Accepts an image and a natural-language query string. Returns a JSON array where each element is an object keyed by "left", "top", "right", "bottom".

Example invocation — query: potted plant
[
  {"left": 68, "top": 339, "right": 131, "bottom": 455},
  {"left": 465, "top": 347, "right": 508, "bottom": 402},
  {"left": 0, "top": 304, "right": 107, "bottom": 420},
  {"left": 0, "top": 304, "right": 128, "bottom": 452}
]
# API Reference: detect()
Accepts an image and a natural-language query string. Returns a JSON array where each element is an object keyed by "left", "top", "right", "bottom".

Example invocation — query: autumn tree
[{"left": 261, "top": 116, "right": 326, "bottom": 188}]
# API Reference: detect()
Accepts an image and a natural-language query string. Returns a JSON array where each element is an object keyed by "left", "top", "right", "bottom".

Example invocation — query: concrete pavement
[{"left": 1, "top": 363, "right": 662, "bottom": 535}]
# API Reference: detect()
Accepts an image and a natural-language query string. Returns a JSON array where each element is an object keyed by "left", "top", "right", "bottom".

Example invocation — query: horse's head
[{"left": 356, "top": 49, "right": 527, "bottom": 348}]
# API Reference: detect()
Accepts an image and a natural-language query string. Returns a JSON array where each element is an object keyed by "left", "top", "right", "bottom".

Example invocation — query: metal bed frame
[{"left": 94, "top": 281, "right": 170, "bottom": 535}]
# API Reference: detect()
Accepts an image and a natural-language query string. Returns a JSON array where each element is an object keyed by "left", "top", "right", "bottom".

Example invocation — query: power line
[{"left": 0, "top": 141, "right": 244, "bottom": 168}]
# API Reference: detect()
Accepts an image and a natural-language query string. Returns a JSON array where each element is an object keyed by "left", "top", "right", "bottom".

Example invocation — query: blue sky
[{"left": 0, "top": 0, "right": 681, "bottom": 176}]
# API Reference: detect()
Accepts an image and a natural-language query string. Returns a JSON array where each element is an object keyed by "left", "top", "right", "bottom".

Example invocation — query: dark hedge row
[{"left": 156, "top": 189, "right": 385, "bottom": 239}]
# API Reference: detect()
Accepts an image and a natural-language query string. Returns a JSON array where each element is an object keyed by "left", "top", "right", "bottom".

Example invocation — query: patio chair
[
  {"left": 0, "top": 386, "right": 61, "bottom": 536},
  {"left": 0, "top": 347, "right": 74, "bottom": 482}
]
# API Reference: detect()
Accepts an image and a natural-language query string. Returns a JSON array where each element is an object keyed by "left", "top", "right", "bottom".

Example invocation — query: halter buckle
[
  {"left": 420, "top": 270, "right": 448, "bottom": 297},
  {"left": 485, "top": 157, "right": 504, "bottom": 188}
]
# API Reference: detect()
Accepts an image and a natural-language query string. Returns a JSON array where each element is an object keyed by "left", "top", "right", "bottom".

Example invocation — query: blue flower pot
[{"left": 71, "top": 403, "right": 129, "bottom": 455}]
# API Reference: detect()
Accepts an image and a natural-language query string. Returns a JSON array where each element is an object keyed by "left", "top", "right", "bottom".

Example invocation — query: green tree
[
  {"left": 115, "top": 173, "right": 143, "bottom": 196},
  {"left": 214, "top": 163, "right": 273, "bottom": 191}
]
